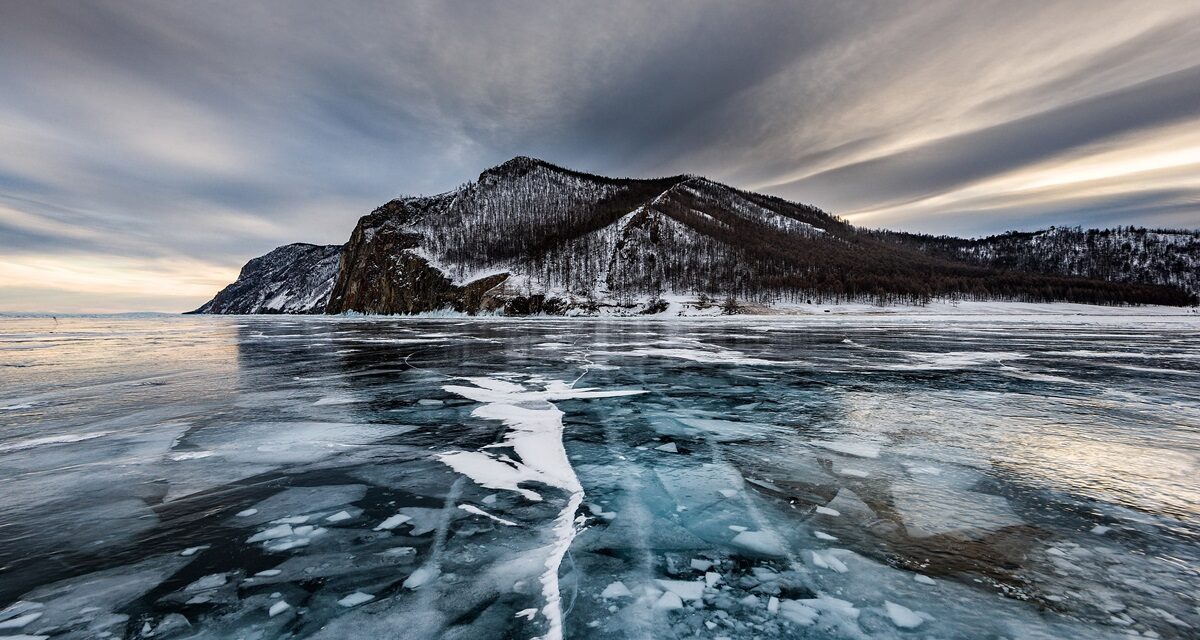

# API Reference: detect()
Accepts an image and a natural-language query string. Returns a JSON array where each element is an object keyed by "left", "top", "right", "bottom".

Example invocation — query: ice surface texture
[{"left": 0, "top": 314, "right": 1198, "bottom": 639}]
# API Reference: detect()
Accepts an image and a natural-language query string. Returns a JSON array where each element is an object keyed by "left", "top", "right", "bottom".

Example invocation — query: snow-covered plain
[{"left": 0, "top": 313, "right": 1198, "bottom": 639}]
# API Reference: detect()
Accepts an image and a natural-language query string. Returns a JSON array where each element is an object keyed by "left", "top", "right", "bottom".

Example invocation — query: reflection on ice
[{"left": 0, "top": 315, "right": 1197, "bottom": 639}]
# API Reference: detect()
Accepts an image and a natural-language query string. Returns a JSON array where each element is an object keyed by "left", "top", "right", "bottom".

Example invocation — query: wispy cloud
[{"left": 1, "top": 0, "right": 1197, "bottom": 311}]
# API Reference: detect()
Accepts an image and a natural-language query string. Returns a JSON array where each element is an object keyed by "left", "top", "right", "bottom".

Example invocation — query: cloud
[{"left": 0, "top": 0, "right": 1197, "bottom": 311}]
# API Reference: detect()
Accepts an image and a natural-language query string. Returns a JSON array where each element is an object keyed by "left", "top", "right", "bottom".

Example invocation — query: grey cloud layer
[{"left": 1, "top": 0, "right": 1198, "bottom": 310}]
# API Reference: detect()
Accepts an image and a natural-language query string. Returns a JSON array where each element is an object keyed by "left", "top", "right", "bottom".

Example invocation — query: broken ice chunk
[
  {"left": 184, "top": 574, "right": 227, "bottom": 592},
  {"left": 728, "top": 525, "right": 748, "bottom": 532},
  {"left": 458, "top": 504, "right": 517, "bottom": 526},
  {"left": 337, "top": 592, "right": 375, "bottom": 607},
  {"left": 0, "top": 611, "right": 43, "bottom": 630},
  {"left": 235, "top": 508, "right": 258, "bottom": 517},
  {"left": 799, "top": 595, "right": 859, "bottom": 619},
  {"left": 811, "top": 550, "right": 848, "bottom": 573},
  {"left": 813, "top": 531, "right": 837, "bottom": 541},
  {"left": 600, "top": 581, "right": 633, "bottom": 599},
  {"left": 655, "top": 580, "right": 704, "bottom": 601},
  {"left": 718, "top": 489, "right": 738, "bottom": 498},
  {"left": 247, "top": 524, "right": 293, "bottom": 543},
  {"left": 254, "top": 569, "right": 282, "bottom": 577},
  {"left": 884, "top": 601, "right": 925, "bottom": 628},
  {"left": 1091, "top": 525, "right": 1111, "bottom": 535},
  {"left": 268, "top": 600, "right": 290, "bottom": 617},
  {"left": 514, "top": 608, "right": 537, "bottom": 620},
  {"left": 767, "top": 596, "right": 780, "bottom": 614},
  {"left": 654, "top": 592, "right": 684, "bottom": 610},
  {"left": 913, "top": 574, "right": 935, "bottom": 586},
  {"left": 0, "top": 602, "right": 44, "bottom": 624},
  {"left": 404, "top": 566, "right": 437, "bottom": 589},
  {"left": 373, "top": 514, "right": 413, "bottom": 531},
  {"left": 815, "top": 506, "right": 840, "bottom": 517},
  {"left": 778, "top": 600, "right": 819, "bottom": 625},
  {"left": 690, "top": 559, "right": 713, "bottom": 572},
  {"left": 179, "top": 545, "right": 208, "bottom": 557},
  {"left": 655, "top": 442, "right": 679, "bottom": 453},
  {"left": 705, "top": 572, "right": 721, "bottom": 588},
  {"left": 731, "top": 530, "right": 788, "bottom": 557},
  {"left": 326, "top": 511, "right": 353, "bottom": 523}
]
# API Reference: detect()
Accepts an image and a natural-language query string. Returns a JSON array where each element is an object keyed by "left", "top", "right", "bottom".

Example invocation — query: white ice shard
[
  {"left": 247, "top": 524, "right": 293, "bottom": 543},
  {"left": 600, "top": 581, "right": 633, "bottom": 599},
  {"left": 884, "top": 601, "right": 925, "bottom": 628},
  {"left": 458, "top": 504, "right": 517, "bottom": 526},
  {"left": 731, "top": 530, "right": 788, "bottom": 556},
  {"left": 811, "top": 550, "right": 849, "bottom": 573},
  {"left": 0, "top": 612, "right": 43, "bottom": 630},
  {"left": 778, "top": 599, "right": 819, "bottom": 625},
  {"left": 654, "top": 579, "right": 704, "bottom": 601},
  {"left": 373, "top": 514, "right": 412, "bottom": 531},
  {"left": 337, "top": 592, "right": 375, "bottom": 607},
  {"left": 654, "top": 592, "right": 684, "bottom": 610}
]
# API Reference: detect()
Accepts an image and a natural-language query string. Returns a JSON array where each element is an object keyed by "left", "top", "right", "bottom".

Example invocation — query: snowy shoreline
[{"left": 3, "top": 300, "right": 1198, "bottom": 320}]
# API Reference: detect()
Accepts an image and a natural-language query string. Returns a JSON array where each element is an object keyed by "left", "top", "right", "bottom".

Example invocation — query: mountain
[
  {"left": 191, "top": 243, "right": 341, "bottom": 314},
  {"left": 870, "top": 226, "right": 1200, "bottom": 298},
  {"left": 193, "top": 157, "right": 1198, "bottom": 315}
]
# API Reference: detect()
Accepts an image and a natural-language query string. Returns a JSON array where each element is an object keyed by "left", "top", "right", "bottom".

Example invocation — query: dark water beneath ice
[{"left": 1, "top": 315, "right": 1197, "bottom": 639}]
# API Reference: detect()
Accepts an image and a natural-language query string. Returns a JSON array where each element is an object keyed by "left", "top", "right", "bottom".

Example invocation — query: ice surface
[
  {"left": 892, "top": 475, "right": 1023, "bottom": 538},
  {"left": 813, "top": 440, "right": 880, "bottom": 458},
  {"left": 3, "top": 315, "right": 1198, "bottom": 640}
]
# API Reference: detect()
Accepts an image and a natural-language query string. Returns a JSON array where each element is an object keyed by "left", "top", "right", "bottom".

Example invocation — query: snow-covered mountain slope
[
  {"left": 876, "top": 227, "right": 1200, "bottom": 297},
  {"left": 196, "top": 157, "right": 1198, "bottom": 315},
  {"left": 190, "top": 243, "right": 341, "bottom": 314}
]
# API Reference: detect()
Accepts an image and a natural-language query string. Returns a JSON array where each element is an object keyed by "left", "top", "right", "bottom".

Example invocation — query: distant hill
[{"left": 191, "top": 157, "right": 1198, "bottom": 315}]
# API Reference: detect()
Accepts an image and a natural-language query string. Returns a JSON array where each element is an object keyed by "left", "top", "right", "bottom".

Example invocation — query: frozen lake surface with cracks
[{"left": 1, "top": 314, "right": 1198, "bottom": 639}]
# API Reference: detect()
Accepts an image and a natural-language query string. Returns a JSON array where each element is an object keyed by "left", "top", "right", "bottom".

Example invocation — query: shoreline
[{"left": 3, "top": 300, "right": 1198, "bottom": 320}]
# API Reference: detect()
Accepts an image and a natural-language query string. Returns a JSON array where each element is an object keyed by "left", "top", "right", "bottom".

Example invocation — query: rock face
[
  {"left": 190, "top": 243, "right": 341, "bottom": 314},
  {"left": 194, "top": 157, "right": 1198, "bottom": 315}
]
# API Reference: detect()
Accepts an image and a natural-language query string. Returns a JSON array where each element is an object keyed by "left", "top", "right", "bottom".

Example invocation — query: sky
[{"left": 2, "top": 1, "right": 1199, "bottom": 313}]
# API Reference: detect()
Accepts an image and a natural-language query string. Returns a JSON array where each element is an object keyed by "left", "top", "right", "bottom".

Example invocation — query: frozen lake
[{"left": 1, "top": 314, "right": 1198, "bottom": 639}]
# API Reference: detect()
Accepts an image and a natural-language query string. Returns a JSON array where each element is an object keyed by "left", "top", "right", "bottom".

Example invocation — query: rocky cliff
[{"left": 190, "top": 243, "right": 341, "bottom": 314}]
